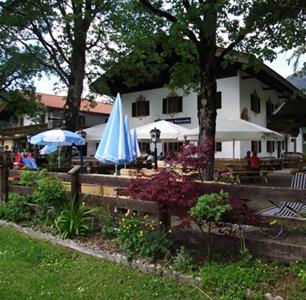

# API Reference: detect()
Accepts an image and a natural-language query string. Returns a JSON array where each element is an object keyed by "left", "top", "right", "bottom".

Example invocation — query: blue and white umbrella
[
  {"left": 125, "top": 114, "right": 134, "bottom": 160},
  {"left": 30, "top": 129, "right": 85, "bottom": 167},
  {"left": 95, "top": 93, "right": 133, "bottom": 168},
  {"left": 130, "top": 128, "right": 141, "bottom": 159},
  {"left": 39, "top": 144, "right": 58, "bottom": 155},
  {"left": 30, "top": 129, "right": 85, "bottom": 146}
]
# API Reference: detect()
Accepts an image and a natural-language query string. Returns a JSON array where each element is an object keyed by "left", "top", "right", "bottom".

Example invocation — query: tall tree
[
  {"left": 110, "top": 0, "right": 305, "bottom": 180},
  {"left": 0, "top": 21, "right": 45, "bottom": 122},
  {"left": 0, "top": 0, "right": 114, "bottom": 131}
]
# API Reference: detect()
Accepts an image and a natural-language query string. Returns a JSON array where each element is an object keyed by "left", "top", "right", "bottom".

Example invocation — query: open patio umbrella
[
  {"left": 30, "top": 129, "right": 85, "bottom": 167},
  {"left": 39, "top": 144, "right": 58, "bottom": 155},
  {"left": 30, "top": 129, "right": 85, "bottom": 146},
  {"left": 130, "top": 128, "right": 141, "bottom": 159},
  {"left": 95, "top": 94, "right": 133, "bottom": 173},
  {"left": 133, "top": 120, "right": 191, "bottom": 141},
  {"left": 81, "top": 123, "right": 107, "bottom": 141},
  {"left": 187, "top": 118, "right": 284, "bottom": 159}
]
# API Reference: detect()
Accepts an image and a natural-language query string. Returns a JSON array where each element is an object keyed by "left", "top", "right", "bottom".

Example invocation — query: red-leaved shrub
[{"left": 128, "top": 169, "right": 220, "bottom": 210}]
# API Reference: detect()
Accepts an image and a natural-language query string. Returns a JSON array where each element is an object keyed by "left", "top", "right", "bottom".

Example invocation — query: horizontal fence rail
[{"left": 4, "top": 168, "right": 306, "bottom": 229}]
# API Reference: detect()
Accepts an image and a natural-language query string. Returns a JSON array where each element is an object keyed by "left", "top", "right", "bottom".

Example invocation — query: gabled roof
[{"left": 36, "top": 93, "right": 112, "bottom": 115}]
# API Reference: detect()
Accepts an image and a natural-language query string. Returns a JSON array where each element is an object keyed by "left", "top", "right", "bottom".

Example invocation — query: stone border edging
[{"left": 0, "top": 220, "right": 201, "bottom": 286}]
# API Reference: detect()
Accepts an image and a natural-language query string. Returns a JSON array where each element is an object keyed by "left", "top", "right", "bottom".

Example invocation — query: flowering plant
[
  {"left": 118, "top": 212, "right": 172, "bottom": 261},
  {"left": 216, "top": 170, "right": 235, "bottom": 184}
]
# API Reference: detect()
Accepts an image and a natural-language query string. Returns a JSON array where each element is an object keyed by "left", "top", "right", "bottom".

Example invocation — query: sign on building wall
[{"left": 156, "top": 117, "right": 191, "bottom": 124}]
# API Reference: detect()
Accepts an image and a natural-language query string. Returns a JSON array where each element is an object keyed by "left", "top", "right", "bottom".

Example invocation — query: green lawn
[{"left": 0, "top": 226, "right": 202, "bottom": 300}]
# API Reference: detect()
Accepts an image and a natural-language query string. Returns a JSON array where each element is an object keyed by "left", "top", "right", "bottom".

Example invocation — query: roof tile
[{"left": 36, "top": 93, "right": 112, "bottom": 114}]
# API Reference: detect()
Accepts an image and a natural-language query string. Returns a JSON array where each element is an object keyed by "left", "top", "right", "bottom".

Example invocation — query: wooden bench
[{"left": 230, "top": 169, "right": 269, "bottom": 184}]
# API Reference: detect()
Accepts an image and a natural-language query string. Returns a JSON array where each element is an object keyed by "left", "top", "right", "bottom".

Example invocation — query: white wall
[
  {"left": 238, "top": 71, "right": 284, "bottom": 158},
  {"left": 121, "top": 72, "right": 301, "bottom": 159},
  {"left": 122, "top": 75, "right": 242, "bottom": 158},
  {"left": 87, "top": 141, "right": 97, "bottom": 157}
]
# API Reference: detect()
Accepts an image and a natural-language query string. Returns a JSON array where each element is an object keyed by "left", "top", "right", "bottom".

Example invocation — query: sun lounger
[{"left": 244, "top": 172, "right": 306, "bottom": 238}]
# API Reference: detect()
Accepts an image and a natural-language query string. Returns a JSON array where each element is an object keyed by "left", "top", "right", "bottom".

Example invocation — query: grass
[
  {"left": 0, "top": 226, "right": 202, "bottom": 300},
  {"left": 1, "top": 225, "right": 306, "bottom": 299}
]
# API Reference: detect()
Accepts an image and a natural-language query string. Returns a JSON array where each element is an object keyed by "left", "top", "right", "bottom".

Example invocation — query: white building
[
  {"left": 0, "top": 93, "right": 111, "bottom": 154},
  {"left": 93, "top": 57, "right": 306, "bottom": 159}
]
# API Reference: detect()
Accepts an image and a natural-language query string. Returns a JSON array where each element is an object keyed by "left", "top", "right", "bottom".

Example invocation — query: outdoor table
[{"left": 230, "top": 169, "right": 269, "bottom": 184}]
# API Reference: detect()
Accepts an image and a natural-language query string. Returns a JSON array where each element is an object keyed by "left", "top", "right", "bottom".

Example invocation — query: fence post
[
  {"left": 158, "top": 205, "right": 171, "bottom": 232},
  {"left": 68, "top": 165, "right": 81, "bottom": 203},
  {"left": 0, "top": 165, "right": 3, "bottom": 203},
  {"left": 0, "top": 164, "right": 9, "bottom": 203}
]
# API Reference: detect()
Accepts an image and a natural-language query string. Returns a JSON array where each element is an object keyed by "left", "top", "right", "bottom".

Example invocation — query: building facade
[
  {"left": 0, "top": 93, "right": 111, "bottom": 152},
  {"left": 120, "top": 69, "right": 303, "bottom": 159}
]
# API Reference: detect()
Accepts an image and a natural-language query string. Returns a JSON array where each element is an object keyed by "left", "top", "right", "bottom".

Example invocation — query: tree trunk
[
  {"left": 198, "top": 54, "right": 217, "bottom": 181},
  {"left": 63, "top": 41, "right": 86, "bottom": 131}
]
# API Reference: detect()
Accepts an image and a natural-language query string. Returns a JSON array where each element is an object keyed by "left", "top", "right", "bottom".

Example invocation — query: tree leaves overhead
[{"left": 0, "top": 0, "right": 117, "bottom": 130}]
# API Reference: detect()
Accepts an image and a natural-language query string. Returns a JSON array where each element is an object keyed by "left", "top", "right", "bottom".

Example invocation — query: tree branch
[
  {"left": 56, "top": 0, "right": 73, "bottom": 44},
  {"left": 139, "top": 0, "right": 177, "bottom": 22},
  {"left": 219, "top": 34, "right": 246, "bottom": 60},
  {"left": 139, "top": 0, "right": 200, "bottom": 46},
  {"left": 183, "top": 0, "right": 190, "bottom": 10}
]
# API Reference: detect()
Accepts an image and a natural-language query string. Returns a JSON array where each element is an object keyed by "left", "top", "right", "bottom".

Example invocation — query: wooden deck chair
[{"left": 244, "top": 172, "right": 306, "bottom": 238}]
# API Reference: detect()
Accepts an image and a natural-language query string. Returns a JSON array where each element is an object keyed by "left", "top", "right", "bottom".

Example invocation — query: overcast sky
[{"left": 34, "top": 51, "right": 305, "bottom": 95}]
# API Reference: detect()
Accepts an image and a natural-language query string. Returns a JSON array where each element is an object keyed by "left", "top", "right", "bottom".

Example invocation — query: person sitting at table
[
  {"left": 250, "top": 151, "right": 261, "bottom": 173},
  {"left": 146, "top": 150, "right": 154, "bottom": 162},
  {"left": 158, "top": 152, "right": 165, "bottom": 161},
  {"left": 244, "top": 151, "right": 251, "bottom": 170}
]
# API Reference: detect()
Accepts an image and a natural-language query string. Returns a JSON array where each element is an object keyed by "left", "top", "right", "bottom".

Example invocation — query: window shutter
[
  {"left": 178, "top": 97, "right": 183, "bottom": 112},
  {"left": 257, "top": 97, "right": 261, "bottom": 113},
  {"left": 258, "top": 141, "right": 262, "bottom": 153},
  {"left": 251, "top": 95, "right": 255, "bottom": 112},
  {"left": 132, "top": 103, "right": 136, "bottom": 117},
  {"left": 145, "top": 101, "right": 149, "bottom": 116},
  {"left": 216, "top": 92, "right": 222, "bottom": 109},
  {"left": 162, "top": 98, "right": 167, "bottom": 114}
]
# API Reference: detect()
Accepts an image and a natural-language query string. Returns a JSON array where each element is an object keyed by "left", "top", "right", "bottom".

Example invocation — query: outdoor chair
[
  {"left": 22, "top": 157, "right": 38, "bottom": 170},
  {"left": 244, "top": 172, "right": 306, "bottom": 239}
]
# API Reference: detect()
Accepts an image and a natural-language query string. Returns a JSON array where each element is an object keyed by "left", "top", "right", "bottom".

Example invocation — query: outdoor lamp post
[{"left": 150, "top": 127, "right": 161, "bottom": 169}]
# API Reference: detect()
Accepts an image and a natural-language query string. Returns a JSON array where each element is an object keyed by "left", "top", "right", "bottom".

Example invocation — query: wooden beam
[
  {"left": 84, "top": 194, "right": 159, "bottom": 214},
  {"left": 79, "top": 174, "right": 130, "bottom": 188}
]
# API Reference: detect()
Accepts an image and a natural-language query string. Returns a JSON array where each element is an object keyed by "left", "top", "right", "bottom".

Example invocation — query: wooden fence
[
  {"left": 1, "top": 165, "right": 306, "bottom": 230},
  {"left": 2, "top": 165, "right": 306, "bottom": 261}
]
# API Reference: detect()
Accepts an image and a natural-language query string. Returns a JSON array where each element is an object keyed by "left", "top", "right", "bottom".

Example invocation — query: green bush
[
  {"left": 19, "top": 170, "right": 38, "bottom": 187},
  {"left": 190, "top": 190, "right": 231, "bottom": 260},
  {"left": 0, "top": 193, "right": 33, "bottom": 222},
  {"left": 290, "top": 261, "right": 306, "bottom": 288},
  {"left": 118, "top": 213, "right": 172, "bottom": 261},
  {"left": 200, "top": 257, "right": 270, "bottom": 300},
  {"left": 53, "top": 200, "right": 95, "bottom": 239},
  {"left": 118, "top": 212, "right": 142, "bottom": 259},
  {"left": 172, "top": 247, "right": 195, "bottom": 273},
  {"left": 32, "top": 176, "right": 66, "bottom": 209},
  {"left": 100, "top": 211, "right": 119, "bottom": 240}
]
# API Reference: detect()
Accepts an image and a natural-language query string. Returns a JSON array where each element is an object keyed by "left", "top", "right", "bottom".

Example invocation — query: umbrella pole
[
  {"left": 115, "top": 164, "right": 118, "bottom": 176},
  {"left": 233, "top": 139, "right": 235, "bottom": 160}
]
